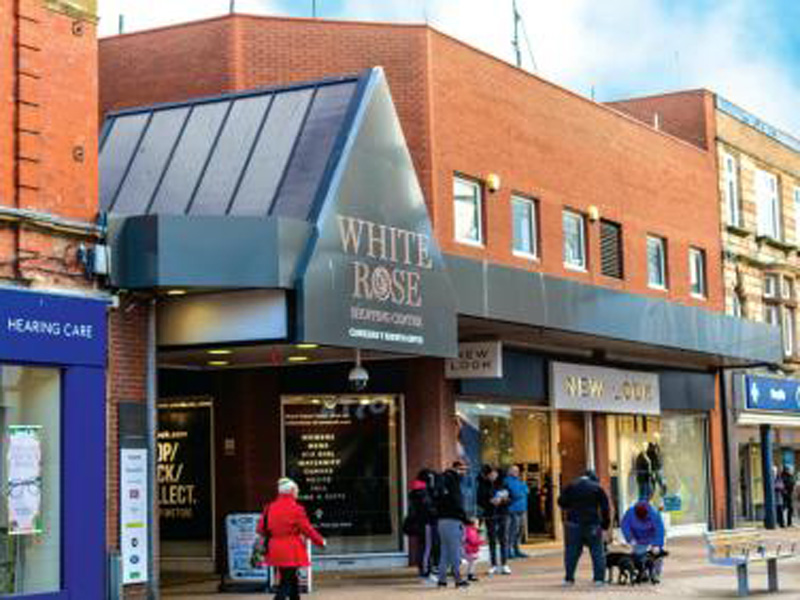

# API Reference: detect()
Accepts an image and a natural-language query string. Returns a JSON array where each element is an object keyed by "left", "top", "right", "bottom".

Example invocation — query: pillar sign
[{"left": 445, "top": 342, "right": 503, "bottom": 379}]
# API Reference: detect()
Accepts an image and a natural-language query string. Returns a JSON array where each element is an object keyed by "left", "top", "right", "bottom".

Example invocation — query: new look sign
[{"left": 551, "top": 362, "right": 660, "bottom": 415}]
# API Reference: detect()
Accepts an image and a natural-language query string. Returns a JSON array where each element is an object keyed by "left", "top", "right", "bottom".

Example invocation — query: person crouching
[{"left": 621, "top": 500, "right": 665, "bottom": 584}]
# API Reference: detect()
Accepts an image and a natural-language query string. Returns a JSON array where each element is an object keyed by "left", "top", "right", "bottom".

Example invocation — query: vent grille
[{"left": 601, "top": 220, "right": 623, "bottom": 279}]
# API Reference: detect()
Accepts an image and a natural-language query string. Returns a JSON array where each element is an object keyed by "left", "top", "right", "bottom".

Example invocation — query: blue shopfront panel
[
  {"left": 0, "top": 288, "right": 107, "bottom": 600},
  {"left": 744, "top": 375, "right": 800, "bottom": 413}
]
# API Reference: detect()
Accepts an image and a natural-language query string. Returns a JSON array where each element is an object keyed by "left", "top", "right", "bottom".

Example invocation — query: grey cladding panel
[
  {"left": 111, "top": 107, "right": 190, "bottom": 215},
  {"left": 149, "top": 102, "right": 229, "bottom": 215},
  {"left": 229, "top": 89, "right": 314, "bottom": 216},
  {"left": 271, "top": 82, "right": 357, "bottom": 220},
  {"left": 99, "top": 114, "right": 149, "bottom": 211},
  {"left": 189, "top": 95, "right": 272, "bottom": 216}
]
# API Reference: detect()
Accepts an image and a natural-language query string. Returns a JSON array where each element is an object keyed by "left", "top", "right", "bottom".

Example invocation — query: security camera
[{"left": 348, "top": 365, "right": 369, "bottom": 392}]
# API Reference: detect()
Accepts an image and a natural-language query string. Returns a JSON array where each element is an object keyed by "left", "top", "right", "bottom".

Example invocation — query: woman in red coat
[{"left": 259, "top": 478, "right": 326, "bottom": 600}]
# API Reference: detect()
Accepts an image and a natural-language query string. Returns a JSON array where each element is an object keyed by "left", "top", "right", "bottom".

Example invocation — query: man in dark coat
[{"left": 557, "top": 469, "right": 611, "bottom": 587}]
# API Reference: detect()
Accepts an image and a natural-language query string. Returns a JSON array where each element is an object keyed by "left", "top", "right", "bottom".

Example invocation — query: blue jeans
[
  {"left": 564, "top": 522, "right": 605, "bottom": 583},
  {"left": 508, "top": 511, "right": 525, "bottom": 556},
  {"left": 485, "top": 515, "right": 509, "bottom": 566}
]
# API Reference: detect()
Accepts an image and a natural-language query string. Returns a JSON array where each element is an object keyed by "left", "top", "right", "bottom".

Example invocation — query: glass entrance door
[{"left": 456, "top": 403, "right": 554, "bottom": 540}]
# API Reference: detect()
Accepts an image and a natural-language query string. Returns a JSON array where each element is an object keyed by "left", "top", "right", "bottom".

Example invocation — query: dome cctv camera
[{"left": 348, "top": 365, "right": 369, "bottom": 392}]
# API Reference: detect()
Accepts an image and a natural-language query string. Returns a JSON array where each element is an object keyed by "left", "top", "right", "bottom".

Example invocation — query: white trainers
[
  {"left": 501, "top": 565, "right": 512, "bottom": 575},
  {"left": 488, "top": 566, "right": 498, "bottom": 576}
]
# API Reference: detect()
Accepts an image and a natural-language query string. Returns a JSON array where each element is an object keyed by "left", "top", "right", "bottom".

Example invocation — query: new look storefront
[{"left": 0, "top": 287, "right": 107, "bottom": 599}]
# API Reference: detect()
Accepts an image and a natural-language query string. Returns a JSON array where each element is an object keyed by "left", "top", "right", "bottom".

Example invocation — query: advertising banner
[
  {"left": 7, "top": 425, "right": 43, "bottom": 535},
  {"left": 551, "top": 362, "right": 661, "bottom": 415},
  {"left": 120, "top": 448, "right": 149, "bottom": 584},
  {"left": 224, "top": 513, "right": 269, "bottom": 583},
  {"left": 158, "top": 404, "right": 213, "bottom": 541},
  {"left": 283, "top": 397, "right": 395, "bottom": 538}
]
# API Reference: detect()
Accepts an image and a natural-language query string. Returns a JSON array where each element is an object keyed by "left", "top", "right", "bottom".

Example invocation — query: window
[
  {"left": 0, "top": 366, "right": 61, "bottom": 595},
  {"left": 600, "top": 220, "right": 623, "bottom": 279},
  {"left": 511, "top": 195, "right": 538, "bottom": 258},
  {"left": 766, "top": 304, "right": 780, "bottom": 326},
  {"left": 731, "top": 292, "right": 744, "bottom": 318},
  {"left": 784, "top": 307, "right": 796, "bottom": 357},
  {"left": 563, "top": 210, "right": 586, "bottom": 270},
  {"left": 783, "top": 276, "right": 795, "bottom": 301},
  {"left": 755, "top": 169, "right": 780, "bottom": 239},
  {"left": 647, "top": 235, "right": 668, "bottom": 289},
  {"left": 689, "top": 248, "right": 707, "bottom": 298},
  {"left": 453, "top": 176, "right": 483, "bottom": 245},
  {"left": 764, "top": 274, "right": 779, "bottom": 299},
  {"left": 794, "top": 187, "right": 800, "bottom": 244},
  {"left": 723, "top": 152, "right": 741, "bottom": 226}
]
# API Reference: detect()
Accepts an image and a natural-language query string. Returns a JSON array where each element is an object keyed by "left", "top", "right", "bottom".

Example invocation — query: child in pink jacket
[{"left": 463, "top": 518, "right": 485, "bottom": 582}]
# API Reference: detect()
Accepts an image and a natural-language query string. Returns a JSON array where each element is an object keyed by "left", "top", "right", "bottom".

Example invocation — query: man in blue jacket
[{"left": 505, "top": 465, "right": 530, "bottom": 559}]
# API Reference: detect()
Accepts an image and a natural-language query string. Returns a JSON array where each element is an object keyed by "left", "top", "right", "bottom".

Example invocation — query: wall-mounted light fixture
[
  {"left": 486, "top": 173, "right": 501, "bottom": 193},
  {"left": 587, "top": 205, "right": 601, "bottom": 222}
]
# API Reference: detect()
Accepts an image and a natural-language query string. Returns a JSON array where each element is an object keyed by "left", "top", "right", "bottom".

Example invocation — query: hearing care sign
[{"left": 298, "top": 69, "right": 456, "bottom": 358}]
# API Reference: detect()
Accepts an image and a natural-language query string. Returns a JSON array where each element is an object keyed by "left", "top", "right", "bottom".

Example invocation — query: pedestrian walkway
[{"left": 162, "top": 535, "right": 800, "bottom": 599}]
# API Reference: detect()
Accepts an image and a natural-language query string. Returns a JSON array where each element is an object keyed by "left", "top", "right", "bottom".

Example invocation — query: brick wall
[
  {"left": 1, "top": 0, "right": 99, "bottom": 288},
  {"left": 427, "top": 32, "right": 722, "bottom": 310},
  {"left": 108, "top": 297, "right": 151, "bottom": 600}
]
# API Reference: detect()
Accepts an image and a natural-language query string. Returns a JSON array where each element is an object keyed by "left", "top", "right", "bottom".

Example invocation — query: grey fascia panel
[
  {"left": 189, "top": 95, "right": 273, "bottom": 216},
  {"left": 111, "top": 107, "right": 191, "bottom": 215},
  {"left": 229, "top": 88, "right": 315, "bottom": 216},
  {"left": 108, "top": 215, "right": 312, "bottom": 289},
  {"left": 446, "top": 254, "right": 783, "bottom": 364}
]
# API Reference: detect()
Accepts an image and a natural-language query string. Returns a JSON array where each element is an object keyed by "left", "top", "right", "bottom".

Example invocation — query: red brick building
[
  {"left": 1, "top": 1, "right": 108, "bottom": 599},
  {"left": 98, "top": 14, "right": 780, "bottom": 595}
]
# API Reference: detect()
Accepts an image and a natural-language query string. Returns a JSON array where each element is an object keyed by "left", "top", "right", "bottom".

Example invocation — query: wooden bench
[{"left": 704, "top": 528, "right": 799, "bottom": 597}]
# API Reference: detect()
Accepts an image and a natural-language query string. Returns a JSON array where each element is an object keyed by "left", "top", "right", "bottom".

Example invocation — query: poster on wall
[
  {"left": 157, "top": 403, "right": 213, "bottom": 542},
  {"left": 7, "top": 425, "right": 43, "bottom": 535},
  {"left": 120, "top": 448, "right": 149, "bottom": 584},
  {"left": 282, "top": 397, "right": 394, "bottom": 538}
]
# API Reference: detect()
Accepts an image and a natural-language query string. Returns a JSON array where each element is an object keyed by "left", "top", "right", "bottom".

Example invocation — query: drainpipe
[{"left": 147, "top": 298, "right": 160, "bottom": 598}]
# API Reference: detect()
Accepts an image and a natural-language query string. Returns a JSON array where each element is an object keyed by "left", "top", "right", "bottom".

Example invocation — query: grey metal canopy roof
[{"left": 100, "top": 74, "right": 361, "bottom": 220}]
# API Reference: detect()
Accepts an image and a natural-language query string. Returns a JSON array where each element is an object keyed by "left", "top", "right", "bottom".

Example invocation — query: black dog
[
  {"left": 605, "top": 551, "right": 637, "bottom": 585},
  {"left": 635, "top": 548, "right": 669, "bottom": 585}
]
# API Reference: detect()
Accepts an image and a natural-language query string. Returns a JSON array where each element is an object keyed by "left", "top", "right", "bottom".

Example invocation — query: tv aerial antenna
[{"left": 512, "top": 0, "right": 538, "bottom": 73}]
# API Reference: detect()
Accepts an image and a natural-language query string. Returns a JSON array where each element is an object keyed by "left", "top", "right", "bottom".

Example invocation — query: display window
[
  {"left": 0, "top": 366, "right": 61, "bottom": 596},
  {"left": 608, "top": 413, "right": 709, "bottom": 531},
  {"left": 456, "top": 402, "right": 554, "bottom": 539},
  {"left": 281, "top": 396, "right": 403, "bottom": 555}
]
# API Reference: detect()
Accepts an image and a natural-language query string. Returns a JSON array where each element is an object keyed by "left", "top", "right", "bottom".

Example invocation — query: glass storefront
[
  {"left": 0, "top": 366, "right": 61, "bottom": 596},
  {"left": 608, "top": 413, "right": 709, "bottom": 530},
  {"left": 736, "top": 426, "right": 800, "bottom": 523},
  {"left": 456, "top": 402, "right": 554, "bottom": 539},
  {"left": 282, "top": 395, "right": 403, "bottom": 555}
]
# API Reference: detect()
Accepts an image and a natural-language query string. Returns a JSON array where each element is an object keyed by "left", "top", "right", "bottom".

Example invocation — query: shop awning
[{"left": 100, "top": 68, "right": 458, "bottom": 357}]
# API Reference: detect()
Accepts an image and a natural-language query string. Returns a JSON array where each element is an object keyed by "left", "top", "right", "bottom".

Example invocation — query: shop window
[
  {"left": 281, "top": 396, "right": 403, "bottom": 555},
  {"left": 689, "top": 247, "right": 707, "bottom": 298},
  {"left": 723, "top": 151, "right": 741, "bottom": 227},
  {"left": 755, "top": 168, "right": 781, "bottom": 239},
  {"left": 563, "top": 210, "right": 586, "bottom": 270},
  {"left": 600, "top": 220, "right": 624, "bottom": 279},
  {"left": 647, "top": 235, "right": 668, "bottom": 289},
  {"left": 0, "top": 366, "right": 61, "bottom": 595},
  {"left": 607, "top": 414, "right": 709, "bottom": 529},
  {"left": 511, "top": 195, "right": 538, "bottom": 258},
  {"left": 454, "top": 176, "right": 484, "bottom": 245}
]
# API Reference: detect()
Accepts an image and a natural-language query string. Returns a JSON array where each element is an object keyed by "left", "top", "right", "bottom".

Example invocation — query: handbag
[{"left": 251, "top": 505, "right": 271, "bottom": 568}]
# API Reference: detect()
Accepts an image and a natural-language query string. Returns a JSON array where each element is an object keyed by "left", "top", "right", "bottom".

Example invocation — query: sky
[{"left": 98, "top": 0, "right": 800, "bottom": 137}]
